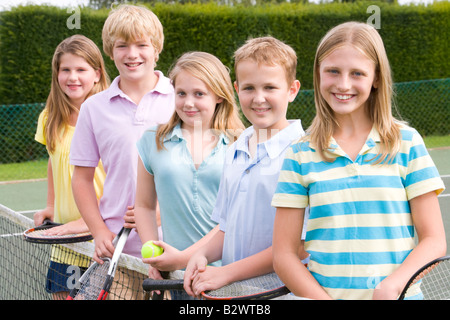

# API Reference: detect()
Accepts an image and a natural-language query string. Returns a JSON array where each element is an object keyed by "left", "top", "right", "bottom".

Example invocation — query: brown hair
[
  {"left": 45, "top": 35, "right": 109, "bottom": 153},
  {"left": 234, "top": 36, "right": 298, "bottom": 86}
]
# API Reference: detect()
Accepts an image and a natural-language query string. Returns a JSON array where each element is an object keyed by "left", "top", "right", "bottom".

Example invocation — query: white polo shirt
[{"left": 212, "top": 120, "right": 305, "bottom": 265}]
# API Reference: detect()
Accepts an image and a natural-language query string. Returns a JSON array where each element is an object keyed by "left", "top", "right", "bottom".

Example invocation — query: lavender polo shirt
[{"left": 70, "top": 73, "right": 175, "bottom": 257}]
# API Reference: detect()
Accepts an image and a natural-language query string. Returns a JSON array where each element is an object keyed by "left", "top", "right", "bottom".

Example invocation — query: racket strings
[
  {"left": 26, "top": 229, "right": 91, "bottom": 239},
  {"left": 74, "top": 260, "right": 110, "bottom": 300},
  {"left": 420, "top": 260, "right": 450, "bottom": 300},
  {"left": 204, "top": 273, "right": 286, "bottom": 299}
]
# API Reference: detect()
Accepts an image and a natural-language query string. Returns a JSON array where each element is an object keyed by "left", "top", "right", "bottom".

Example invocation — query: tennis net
[{"left": 0, "top": 204, "right": 149, "bottom": 300}]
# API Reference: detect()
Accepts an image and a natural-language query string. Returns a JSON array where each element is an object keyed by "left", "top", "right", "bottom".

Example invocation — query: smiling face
[
  {"left": 112, "top": 37, "right": 158, "bottom": 86},
  {"left": 319, "top": 44, "right": 378, "bottom": 119},
  {"left": 175, "top": 70, "right": 223, "bottom": 132},
  {"left": 234, "top": 59, "right": 299, "bottom": 133},
  {"left": 57, "top": 53, "right": 101, "bottom": 108}
]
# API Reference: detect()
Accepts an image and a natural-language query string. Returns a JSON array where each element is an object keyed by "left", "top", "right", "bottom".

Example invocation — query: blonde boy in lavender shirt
[{"left": 70, "top": 5, "right": 174, "bottom": 262}]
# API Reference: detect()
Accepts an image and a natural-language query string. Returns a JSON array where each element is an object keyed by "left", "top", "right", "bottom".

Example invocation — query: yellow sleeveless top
[{"left": 35, "top": 109, "right": 105, "bottom": 267}]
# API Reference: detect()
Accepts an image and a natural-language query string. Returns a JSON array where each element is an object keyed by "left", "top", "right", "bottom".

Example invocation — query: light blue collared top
[
  {"left": 137, "top": 124, "right": 230, "bottom": 252},
  {"left": 212, "top": 120, "right": 305, "bottom": 265}
]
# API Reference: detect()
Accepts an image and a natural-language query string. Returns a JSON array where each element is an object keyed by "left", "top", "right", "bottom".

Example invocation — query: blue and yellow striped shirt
[{"left": 271, "top": 125, "right": 445, "bottom": 299}]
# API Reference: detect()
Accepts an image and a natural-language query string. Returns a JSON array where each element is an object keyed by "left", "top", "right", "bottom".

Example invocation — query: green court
[{"left": 0, "top": 179, "right": 47, "bottom": 214}]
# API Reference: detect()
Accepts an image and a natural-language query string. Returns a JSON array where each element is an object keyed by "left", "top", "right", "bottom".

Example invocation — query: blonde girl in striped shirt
[{"left": 272, "top": 22, "right": 446, "bottom": 300}]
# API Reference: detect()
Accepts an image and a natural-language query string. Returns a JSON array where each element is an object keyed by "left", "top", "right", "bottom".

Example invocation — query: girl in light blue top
[{"left": 135, "top": 52, "right": 245, "bottom": 282}]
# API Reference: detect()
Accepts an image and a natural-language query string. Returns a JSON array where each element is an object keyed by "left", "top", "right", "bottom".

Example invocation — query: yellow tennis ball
[{"left": 141, "top": 241, "right": 164, "bottom": 258}]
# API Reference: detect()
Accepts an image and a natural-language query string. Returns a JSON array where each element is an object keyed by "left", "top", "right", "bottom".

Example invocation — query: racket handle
[
  {"left": 98, "top": 275, "right": 114, "bottom": 300},
  {"left": 143, "top": 278, "right": 184, "bottom": 291},
  {"left": 66, "top": 286, "right": 79, "bottom": 300},
  {"left": 98, "top": 290, "right": 108, "bottom": 300},
  {"left": 35, "top": 219, "right": 61, "bottom": 230}
]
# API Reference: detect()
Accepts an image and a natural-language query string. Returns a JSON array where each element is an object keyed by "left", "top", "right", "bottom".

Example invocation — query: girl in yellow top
[{"left": 34, "top": 35, "right": 109, "bottom": 299}]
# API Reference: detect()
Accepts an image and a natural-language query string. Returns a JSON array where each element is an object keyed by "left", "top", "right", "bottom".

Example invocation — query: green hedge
[{"left": 0, "top": 2, "right": 449, "bottom": 104}]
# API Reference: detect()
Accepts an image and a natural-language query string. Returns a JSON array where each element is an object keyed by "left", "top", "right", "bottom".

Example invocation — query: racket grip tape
[
  {"left": 34, "top": 219, "right": 61, "bottom": 230},
  {"left": 98, "top": 275, "right": 114, "bottom": 300},
  {"left": 143, "top": 278, "right": 184, "bottom": 291},
  {"left": 66, "top": 290, "right": 76, "bottom": 300}
]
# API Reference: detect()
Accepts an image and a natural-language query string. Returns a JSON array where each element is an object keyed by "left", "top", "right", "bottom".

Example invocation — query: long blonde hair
[
  {"left": 45, "top": 35, "right": 109, "bottom": 153},
  {"left": 310, "top": 22, "right": 405, "bottom": 164},
  {"left": 156, "top": 51, "right": 244, "bottom": 150}
]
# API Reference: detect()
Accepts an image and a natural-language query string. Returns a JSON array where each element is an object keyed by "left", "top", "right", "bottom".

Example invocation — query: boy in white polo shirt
[
  {"left": 70, "top": 4, "right": 174, "bottom": 263},
  {"left": 183, "top": 37, "right": 308, "bottom": 297}
]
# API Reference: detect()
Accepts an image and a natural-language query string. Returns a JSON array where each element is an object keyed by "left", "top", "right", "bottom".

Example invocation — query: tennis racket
[
  {"left": 398, "top": 255, "right": 450, "bottom": 300},
  {"left": 23, "top": 219, "right": 93, "bottom": 244},
  {"left": 67, "top": 227, "right": 131, "bottom": 300},
  {"left": 143, "top": 272, "right": 291, "bottom": 300}
]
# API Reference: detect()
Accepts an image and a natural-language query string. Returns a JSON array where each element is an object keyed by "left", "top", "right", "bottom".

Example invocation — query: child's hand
[
  {"left": 372, "top": 278, "right": 402, "bottom": 300},
  {"left": 189, "top": 266, "right": 229, "bottom": 298},
  {"left": 146, "top": 265, "right": 165, "bottom": 296},
  {"left": 93, "top": 228, "right": 116, "bottom": 264},
  {"left": 142, "top": 240, "right": 184, "bottom": 271},
  {"left": 123, "top": 205, "right": 135, "bottom": 229},
  {"left": 183, "top": 254, "right": 208, "bottom": 297},
  {"left": 33, "top": 207, "right": 54, "bottom": 226},
  {"left": 147, "top": 265, "right": 162, "bottom": 279},
  {"left": 43, "top": 219, "right": 89, "bottom": 236}
]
